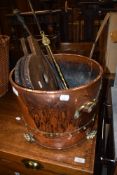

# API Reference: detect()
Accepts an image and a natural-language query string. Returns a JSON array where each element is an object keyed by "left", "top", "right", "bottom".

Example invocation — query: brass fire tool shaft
[{"left": 27, "top": 0, "right": 68, "bottom": 89}]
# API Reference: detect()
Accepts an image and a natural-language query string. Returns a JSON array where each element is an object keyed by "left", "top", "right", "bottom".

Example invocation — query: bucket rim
[{"left": 9, "top": 53, "right": 103, "bottom": 94}]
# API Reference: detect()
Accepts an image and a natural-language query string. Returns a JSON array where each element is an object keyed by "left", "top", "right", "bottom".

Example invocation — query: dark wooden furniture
[
  {"left": 56, "top": 42, "right": 93, "bottom": 56},
  {"left": 0, "top": 90, "right": 97, "bottom": 175}
]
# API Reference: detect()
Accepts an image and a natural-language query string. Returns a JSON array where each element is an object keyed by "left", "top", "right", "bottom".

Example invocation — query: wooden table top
[{"left": 0, "top": 90, "right": 97, "bottom": 175}]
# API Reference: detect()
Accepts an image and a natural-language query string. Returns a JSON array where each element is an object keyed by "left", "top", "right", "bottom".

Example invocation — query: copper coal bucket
[{"left": 9, "top": 53, "right": 103, "bottom": 149}]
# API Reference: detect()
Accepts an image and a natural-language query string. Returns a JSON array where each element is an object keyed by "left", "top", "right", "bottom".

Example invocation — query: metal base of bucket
[{"left": 24, "top": 113, "right": 96, "bottom": 149}]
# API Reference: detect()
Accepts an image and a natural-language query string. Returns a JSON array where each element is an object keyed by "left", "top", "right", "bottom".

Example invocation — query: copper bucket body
[{"left": 9, "top": 53, "right": 103, "bottom": 149}]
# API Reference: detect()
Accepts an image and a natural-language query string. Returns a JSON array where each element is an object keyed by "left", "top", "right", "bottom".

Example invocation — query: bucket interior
[
  {"left": 13, "top": 54, "right": 100, "bottom": 90},
  {"left": 58, "top": 59, "right": 99, "bottom": 88},
  {"left": 54, "top": 54, "right": 100, "bottom": 89}
]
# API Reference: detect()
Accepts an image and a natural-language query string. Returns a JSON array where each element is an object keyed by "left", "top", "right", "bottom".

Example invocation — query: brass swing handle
[
  {"left": 74, "top": 99, "right": 97, "bottom": 119},
  {"left": 22, "top": 159, "right": 43, "bottom": 170},
  {"left": 78, "top": 99, "right": 96, "bottom": 113}
]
